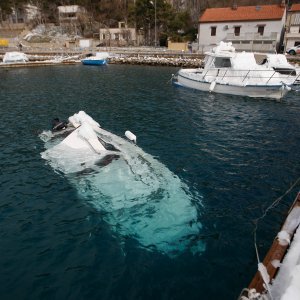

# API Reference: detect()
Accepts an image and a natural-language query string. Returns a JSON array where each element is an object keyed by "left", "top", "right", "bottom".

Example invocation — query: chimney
[{"left": 280, "top": 0, "right": 286, "bottom": 8}]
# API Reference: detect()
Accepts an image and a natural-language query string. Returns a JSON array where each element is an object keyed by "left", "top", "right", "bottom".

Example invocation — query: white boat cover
[{"left": 3, "top": 51, "right": 28, "bottom": 63}]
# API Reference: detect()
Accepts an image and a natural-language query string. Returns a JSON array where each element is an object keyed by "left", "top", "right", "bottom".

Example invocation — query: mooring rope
[{"left": 253, "top": 177, "right": 300, "bottom": 260}]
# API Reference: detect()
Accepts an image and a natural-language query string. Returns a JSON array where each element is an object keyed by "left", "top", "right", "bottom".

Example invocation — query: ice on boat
[
  {"left": 3, "top": 51, "right": 28, "bottom": 63},
  {"left": 40, "top": 111, "right": 203, "bottom": 255}
]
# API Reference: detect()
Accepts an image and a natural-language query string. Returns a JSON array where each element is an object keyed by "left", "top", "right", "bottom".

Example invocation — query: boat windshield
[{"left": 213, "top": 57, "right": 231, "bottom": 68}]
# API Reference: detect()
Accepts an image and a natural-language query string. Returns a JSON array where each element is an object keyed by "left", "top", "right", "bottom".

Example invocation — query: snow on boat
[
  {"left": 2, "top": 51, "right": 28, "bottom": 63},
  {"left": 174, "top": 42, "right": 299, "bottom": 100},
  {"left": 40, "top": 111, "right": 203, "bottom": 255},
  {"left": 239, "top": 192, "right": 300, "bottom": 300},
  {"left": 81, "top": 52, "right": 109, "bottom": 66},
  {"left": 263, "top": 53, "right": 300, "bottom": 86}
]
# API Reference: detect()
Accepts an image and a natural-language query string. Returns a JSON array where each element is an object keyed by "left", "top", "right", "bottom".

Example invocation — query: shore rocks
[{"left": 109, "top": 55, "right": 202, "bottom": 68}]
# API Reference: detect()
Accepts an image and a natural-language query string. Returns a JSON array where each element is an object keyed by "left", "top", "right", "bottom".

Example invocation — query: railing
[
  {"left": 201, "top": 68, "right": 299, "bottom": 85},
  {"left": 226, "top": 32, "right": 277, "bottom": 40}
]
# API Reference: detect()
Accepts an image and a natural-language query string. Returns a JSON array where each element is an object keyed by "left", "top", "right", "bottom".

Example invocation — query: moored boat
[
  {"left": 81, "top": 52, "right": 109, "bottom": 66},
  {"left": 2, "top": 51, "right": 28, "bottom": 63},
  {"left": 173, "top": 42, "right": 299, "bottom": 100}
]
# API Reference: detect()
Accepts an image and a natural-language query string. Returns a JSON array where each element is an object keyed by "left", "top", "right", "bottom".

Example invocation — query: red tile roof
[
  {"left": 290, "top": 4, "right": 300, "bottom": 12},
  {"left": 199, "top": 5, "right": 285, "bottom": 23}
]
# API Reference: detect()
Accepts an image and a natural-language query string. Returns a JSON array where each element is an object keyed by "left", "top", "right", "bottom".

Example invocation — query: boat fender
[
  {"left": 281, "top": 82, "right": 291, "bottom": 92},
  {"left": 125, "top": 131, "right": 137, "bottom": 143},
  {"left": 209, "top": 80, "right": 216, "bottom": 92}
]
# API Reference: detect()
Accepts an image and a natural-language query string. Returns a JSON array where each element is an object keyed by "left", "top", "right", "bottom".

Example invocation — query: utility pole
[
  {"left": 150, "top": 0, "right": 157, "bottom": 47},
  {"left": 154, "top": 0, "right": 157, "bottom": 47}
]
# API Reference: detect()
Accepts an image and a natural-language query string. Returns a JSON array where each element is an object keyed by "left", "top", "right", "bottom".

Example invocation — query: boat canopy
[
  {"left": 231, "top": 52, "right": 258, "bottom": 70},
  {"left": 212, "top": 41, "right": 235, "bottom": 54},
  {"left": 205, "top": 50, "right": 259, "bottom": 70},
  {"left": 95, "top": 52, "right": 109, "bottom": 59},
  {"left": 266, "top": 54, "right": 294, "bottom": 69}
]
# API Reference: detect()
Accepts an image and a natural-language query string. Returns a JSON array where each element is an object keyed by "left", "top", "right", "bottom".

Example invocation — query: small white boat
[
  {"left": 174, "top": 42, "right": 299, "bottom": 100},
  {"left": 2, "top": 51, "right": 28, "bottom": 63},
  {"left": 81, "top": 52, "right": 109, "bottom": 66}
]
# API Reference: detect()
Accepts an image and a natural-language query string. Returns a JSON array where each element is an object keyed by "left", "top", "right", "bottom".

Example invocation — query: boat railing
[
  {"left": 293, "top": 73, "right": 300, "bottom": 85},
  {"left": 221, "top": 69, "right": 228, "bottom": 80},
  {"left": 242, "top": 70, "right": 250, "bottom": 82},
  {"left": 266, "top": 71, "right": 276, "bottom": 84},
  {"left": 201, "top": 68, "right": 298, "bottom": 84}
]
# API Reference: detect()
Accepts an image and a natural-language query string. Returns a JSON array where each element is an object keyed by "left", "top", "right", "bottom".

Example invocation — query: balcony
[
  {"left": 226, "top": 32, "right": 277, "bottom": 41},
  {"left": 225, "top": 32, "right": 278, "bottom": 52}
]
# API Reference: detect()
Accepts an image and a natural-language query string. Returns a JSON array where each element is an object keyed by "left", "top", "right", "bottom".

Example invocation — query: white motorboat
[
  {"left": 2, "top": 51, "right": 28, "bottom": 63},
  {"left": 174, "top": 42, "right": 299, "bottom": 99},
  {"left": 40, "top": 111, "right": 203, "bottom": 255}
]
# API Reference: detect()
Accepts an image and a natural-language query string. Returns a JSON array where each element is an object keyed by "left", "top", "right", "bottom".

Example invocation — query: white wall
[
  {"left": 290, "top": 25, "right": 300, "bottom": 34},
  {"left": 198, "top": 19, "right": 285, "bottom": 52},
  {"left": 79, "top": 39, "right": 92, "bottom": 48}
]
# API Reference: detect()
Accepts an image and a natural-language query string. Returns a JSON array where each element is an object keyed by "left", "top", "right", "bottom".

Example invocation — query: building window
[
  {"left": 234, "top": 26, "right": 241, "bottom": 36},
  {"left": 211, "top": 26, "right": 216, "bottom": 36},
  {"left": 257, "top": 25, "right": 264, "bottom": 36}
]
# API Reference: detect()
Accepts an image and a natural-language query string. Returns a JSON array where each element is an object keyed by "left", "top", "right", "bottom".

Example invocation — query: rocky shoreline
[
  {"left": 109, "top": 55, "right": 202, "bottom": 67},
  {"left": 0, "top": 53, "right": 203, "bottom": 68},
  {"left": 0, "top": 51, "right": 299, "bottom": 68}
]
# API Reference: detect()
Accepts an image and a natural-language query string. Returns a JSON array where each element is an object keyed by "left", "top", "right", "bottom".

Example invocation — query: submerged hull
[
  {"left": 177, "top": 70, "right": 289, "bottom": 100},
  {"left": 40, "top": 112, "right": 203, "bottom": 256}
]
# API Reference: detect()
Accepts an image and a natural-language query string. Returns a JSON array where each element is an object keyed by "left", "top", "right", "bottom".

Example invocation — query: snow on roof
[
  {"left": 232, "top": 52, "right": 258, "bottom": 70},
  {"left": 212, "top": 41, "right": 235, "bottom": 54},
  {"left": 266, "top": 54, "right": 294, "bottom": 68},
  {"left": 290, "top": 4, "right": 300, "bottom": 12},
  {"left": 199, "top": 5, "right": 285, "bottom": 23}
]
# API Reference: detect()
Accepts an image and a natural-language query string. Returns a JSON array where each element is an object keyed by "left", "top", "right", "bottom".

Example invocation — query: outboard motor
[{"left": 52, "top": 118, "right": 68, "bottom": 132}]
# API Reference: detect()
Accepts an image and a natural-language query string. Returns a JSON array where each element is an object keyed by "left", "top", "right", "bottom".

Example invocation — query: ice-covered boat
[
  {"left": 174, "top": 42, "right": 299, "bottom": 100},
  {"left": 81, "top": 52, "right": 109, "bottom": 66},
  {"left": 40, "top": 111, "right": 203, "bottom": 255},
  {"left": 2, "top": 51, "right": 28, "bottom": 63}
]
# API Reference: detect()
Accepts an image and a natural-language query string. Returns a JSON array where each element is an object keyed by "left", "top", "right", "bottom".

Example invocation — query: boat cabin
[{"left": 203, "top": 42, "right": 261, "bottom": 71}]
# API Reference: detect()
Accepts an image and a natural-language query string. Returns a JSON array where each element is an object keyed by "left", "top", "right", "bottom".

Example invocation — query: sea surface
[{"left": 0, "top": 64, "right": 299, "bottom": 300}]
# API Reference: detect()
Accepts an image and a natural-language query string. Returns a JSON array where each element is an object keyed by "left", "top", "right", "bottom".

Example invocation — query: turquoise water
[{"left": 0, "top": 64, "right": 299, "bottom": 299}]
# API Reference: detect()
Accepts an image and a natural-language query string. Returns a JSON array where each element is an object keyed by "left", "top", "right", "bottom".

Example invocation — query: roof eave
[{"left": 199, "top": 18, "right": 283, "bottom": 23}]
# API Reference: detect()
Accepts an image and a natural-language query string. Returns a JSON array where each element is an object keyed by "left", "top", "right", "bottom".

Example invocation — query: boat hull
[
  {"left": 177, "top": 70, "right": 290, "bottom": 100},
  {"left": 81, "top": 59, "right": 107, "bottom": 66}
]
